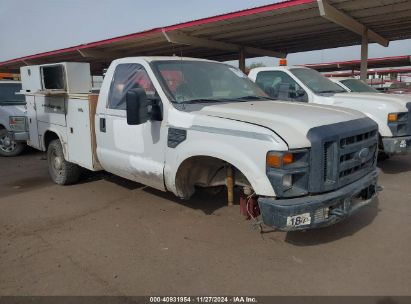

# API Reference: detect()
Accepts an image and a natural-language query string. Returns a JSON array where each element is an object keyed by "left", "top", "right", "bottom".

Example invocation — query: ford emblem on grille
[{"left": 357, "top": 147, "right": 370, "bottom": 161}]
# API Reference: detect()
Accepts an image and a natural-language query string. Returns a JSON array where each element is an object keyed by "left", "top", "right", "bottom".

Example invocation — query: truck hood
[
  {"left": 332, "top": 92, "right": 410, "bottom": 112},
  {"left": 197, "top": 100, "right": 364, "bottom": 149},
  {"left": 0, "top": 104, "right": 26, "bottom": 116}
]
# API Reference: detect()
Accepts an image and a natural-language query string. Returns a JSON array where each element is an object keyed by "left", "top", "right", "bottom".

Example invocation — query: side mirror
[
  {"left": 295, "top": 88, "right": 306, "bottom": 97},
  {"left": 126, "top": 88, "right": 159, "bottom": 125},
  {"left": 295, "top": 88, "right": 308, "bottom": 102}
]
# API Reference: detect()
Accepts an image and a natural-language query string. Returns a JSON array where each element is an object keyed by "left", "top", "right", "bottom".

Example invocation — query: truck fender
[
  {"left": 361, "top": 111, "right": 392, "bottom": 137},
  {"left": 165, "top": 139, "right": 276, "bottom": 199},
  {"left": 42, "top": 128, "right": 68, "bottom": 159}
]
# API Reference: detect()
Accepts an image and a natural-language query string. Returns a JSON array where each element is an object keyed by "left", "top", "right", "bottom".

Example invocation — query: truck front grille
[
  {"left": 337, "top": 130, "right": 377, "bottom": 187},
  {"left": 307, "top": 118, "right": 378, "bottom": 194},
  {"left": 322, "top": 130, "right": 377, "bottom": 187}
]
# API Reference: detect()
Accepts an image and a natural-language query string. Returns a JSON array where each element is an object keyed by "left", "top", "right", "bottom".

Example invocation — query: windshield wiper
[
  {"left": 178, "top": 96, "right": 275, "bottom": 104},
  {"left": 179, "top": 98, "right": 222, "bottom": 104},
  {"left": 231, "top": 95, "right": 276, "bottom": 101},
  {"left": 316, "top": 90, "right": 345, "bottom": 94}
]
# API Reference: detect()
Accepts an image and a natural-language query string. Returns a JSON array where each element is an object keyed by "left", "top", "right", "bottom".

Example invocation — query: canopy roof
[
  {"left": 306, "top": 55, "right": 411, "bottom": 72},
  {"left": 1, "top": 0, "right": 411, "bottom": 74},
  {"left": 324, "top": 66, "right": 411, "bottom": 77}
]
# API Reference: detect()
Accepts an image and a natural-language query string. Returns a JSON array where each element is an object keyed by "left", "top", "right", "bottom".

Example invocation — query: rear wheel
[
  {"left": 47, "top": 139, "right": 81, "bottom": 185},
  {"left": 0, "top": 129, "right": 25, "bottom": 157}
]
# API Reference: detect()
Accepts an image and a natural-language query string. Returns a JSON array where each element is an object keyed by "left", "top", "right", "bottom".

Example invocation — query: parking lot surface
[{"left": 0, "top": 150, "right": 410, "bottom": 296}]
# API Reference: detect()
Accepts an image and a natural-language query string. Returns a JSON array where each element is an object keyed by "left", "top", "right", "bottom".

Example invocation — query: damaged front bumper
[
  {"left": 382, "top": 136, "right": 411, "bottom": 154},
  {"left": 258, "top": 169, "right": 379, "bottom": 231}
]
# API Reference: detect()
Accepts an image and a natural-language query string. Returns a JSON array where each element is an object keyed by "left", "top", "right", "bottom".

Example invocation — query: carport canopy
[
  {"left": 304, "top": 55, "right": 411, "bottom": 72},
  {"left": 1, "top": 0, "right": 411, "bottom": 76}
]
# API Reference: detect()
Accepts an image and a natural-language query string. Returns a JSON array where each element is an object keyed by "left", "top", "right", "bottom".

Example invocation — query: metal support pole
[
  {"left": 239, "top": 47, "right": 246, "bottom": 73},
  {"left": 360, "top": 28, "right": 368, "bottom": 81},
  {"left": 226, "top": 165, "right": 234, "bottom": 206}
]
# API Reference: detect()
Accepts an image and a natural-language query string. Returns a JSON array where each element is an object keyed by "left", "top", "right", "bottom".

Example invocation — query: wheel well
[
  {"left": 174, "top": 156, "right": 251, "bottom": 199},
  {"left": 44, "top": 131, "right": 59, "bottom": 149},
  {"left": 378, "top": 133, "right": 384, "bottom": 150},
  {"left": 0, "top": 124, "right": 5, "bottom": 130}
]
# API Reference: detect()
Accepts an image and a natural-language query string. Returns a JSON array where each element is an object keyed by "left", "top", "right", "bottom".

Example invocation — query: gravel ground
[{"left": 0, "top": 150, "right": 410, "bottom": 296}]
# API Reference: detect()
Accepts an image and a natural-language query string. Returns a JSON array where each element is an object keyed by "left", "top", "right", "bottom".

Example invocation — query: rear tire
[
  {"left": 0, "top": 129, "right": 25, "bottom": 157},
  {"left": 47, "top": 139, "right": 80, "bottom": 185}
]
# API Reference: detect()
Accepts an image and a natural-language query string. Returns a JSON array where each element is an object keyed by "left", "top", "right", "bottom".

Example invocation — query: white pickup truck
[
  {"left": 0, "top": 81, "right": 28, "bottom": 156},
  {"left": 21, "top": 57, "right": 380, "bottom": 231},
  {"left": 249, "top": 67, "right": 411, "bottom": 155}
]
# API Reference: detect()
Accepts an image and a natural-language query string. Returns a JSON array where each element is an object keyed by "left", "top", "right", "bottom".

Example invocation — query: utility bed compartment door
[
  {"left": 66, "top": 98, "right": 95, "bottom": 170},
  {"left": 35, "top": 95, "right": 66, "bottom": 126},
  {"left": 26, "top": 95, "right": 40, "bottom": 149}
]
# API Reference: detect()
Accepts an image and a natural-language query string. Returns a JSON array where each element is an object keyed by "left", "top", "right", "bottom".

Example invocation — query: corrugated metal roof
[
  {"left": 1, "top": 0, "right": 411, "bottom": 73},
  {"left": 305, "top": 55, "right": 411, "bottom": 72}
]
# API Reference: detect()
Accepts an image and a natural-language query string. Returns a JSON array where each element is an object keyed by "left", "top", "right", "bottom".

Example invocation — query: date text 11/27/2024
[{"left": 149, "top": 296, "right": 258, "bottom": 303}]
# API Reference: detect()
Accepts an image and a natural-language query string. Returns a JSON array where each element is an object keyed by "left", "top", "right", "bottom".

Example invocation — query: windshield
[
  {"left": 0, "top": 83, "right": 25, "bottom": 104},
  {"left": 340, "top": 79, "right": 379, "bottom": 93},
  {"left": 152, "top": 60, "right": 268, "bottom": 103},
  {"left": 290, "top": 68, "right": 346, "bottom": 94}
]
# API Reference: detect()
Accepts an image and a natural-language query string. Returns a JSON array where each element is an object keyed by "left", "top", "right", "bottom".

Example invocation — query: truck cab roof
[{"left": 112, "top": 56, "right": 218, "bottom": 64}]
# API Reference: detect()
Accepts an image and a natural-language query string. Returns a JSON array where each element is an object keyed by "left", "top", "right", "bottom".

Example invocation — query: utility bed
[
  {"left": 22, "top": 62, "right": 102, "bottom": 171},
  {"left": 26, "top": 92, "right": 101, "bottom": 171}
]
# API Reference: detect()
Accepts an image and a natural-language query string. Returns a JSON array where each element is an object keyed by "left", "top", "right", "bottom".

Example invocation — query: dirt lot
[{"left": 0, "top": 149, "right": 410, "bottom": 296}]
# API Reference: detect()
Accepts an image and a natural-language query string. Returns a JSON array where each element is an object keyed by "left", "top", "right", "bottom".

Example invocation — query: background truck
[
  {"left": 21, "top": 57, "right": 379, "bottom": 231},
  {"left": 0, "top": 80, "right": 28, "bottom": 156},
  {"left": 249, "top": 66, "right": 411, "bottom": 155}
]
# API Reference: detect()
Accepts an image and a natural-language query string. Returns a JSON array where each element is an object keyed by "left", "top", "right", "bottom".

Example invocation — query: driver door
[
  {"left": 255, "top": 71, "right": 308, "bottom": 102},
  {"left": 97, "top": 63, "right": 166, "bottom": 190}
]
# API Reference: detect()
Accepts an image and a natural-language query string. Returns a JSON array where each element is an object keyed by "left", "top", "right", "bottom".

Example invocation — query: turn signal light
[
  {"left": 283, "top": 153, "right": 294, "bottom": 165},
  {"left": 267, "top": 154, "right": 282, "bottom": 168},
  {"left": 266, "top": 152, "right": 294, "bottom": 168},
  {"left": 388, "top": 113, "right": 398, "bottom": 122}
]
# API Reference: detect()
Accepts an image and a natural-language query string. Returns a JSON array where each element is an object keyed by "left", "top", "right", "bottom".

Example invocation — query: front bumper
[
  {"left": 382, "top": 136, "right": 411, "bottom": 154},
  {"left": 258, "top": 169, "right": 379, "bottom": 231},
  {"left": 8, "top": 130, "right": 29, "bottom": 142}
]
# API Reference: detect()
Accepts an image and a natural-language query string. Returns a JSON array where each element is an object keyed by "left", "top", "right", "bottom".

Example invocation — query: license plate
[
  {"left": 287, "top": 213, "right": 311, "bottom": 228},
  {"left": 400, "top": 140, "right": 407, "bottom": 148}
]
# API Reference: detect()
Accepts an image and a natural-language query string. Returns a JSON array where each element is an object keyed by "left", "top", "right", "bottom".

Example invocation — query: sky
[{"left": 1, "top": 0, "right": 410, "bottom": 66}]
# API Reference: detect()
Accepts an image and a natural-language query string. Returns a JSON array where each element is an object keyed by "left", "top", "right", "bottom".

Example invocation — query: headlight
[
  {"left": 387, "top": 112, "right": 409, "bottom": 136},
  {"left": 388, "top": 112, "right": 408, "bottom": 122},
  {"left": 266, "top": 152, "right": 293, "bottom": 168},
  {"left": 266, "top": 149, "right": 309, "bottom": 198},
  {"left": 9, "top": 116, "right": 27, "bottom": 132},
  {"left": 266, "top": 150, "right": 309, "bottom": 169}
]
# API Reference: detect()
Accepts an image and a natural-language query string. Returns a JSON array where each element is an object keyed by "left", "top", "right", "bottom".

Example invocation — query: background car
[{"left": 0, "top": 81, "right": 28, "bottom": 156}]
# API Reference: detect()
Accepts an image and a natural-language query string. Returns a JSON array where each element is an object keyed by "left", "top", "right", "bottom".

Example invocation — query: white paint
[
  {"left": 249, "top": 66, "right": 411, "bottom": 138},
  {"left": 167, "top": 108, "right": 195, "bottom": 129},
  {"left": 113, "top": 118, "right": 144, "bottom": 153},
  {"left": 129, "top": 155, "right": 163, "bottom": 176}
]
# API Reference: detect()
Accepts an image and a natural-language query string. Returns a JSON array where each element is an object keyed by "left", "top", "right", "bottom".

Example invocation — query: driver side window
[
  {"left": 108, "top": 63, "right": 157, "bottom": 110},
  {"left": 255, "top": 71, "right": 308, "bottom": 102}
]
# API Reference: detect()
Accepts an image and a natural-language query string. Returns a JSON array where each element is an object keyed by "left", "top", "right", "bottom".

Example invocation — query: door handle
[{"left": 100, "top": 117, "right": 106, "bottom": 132}]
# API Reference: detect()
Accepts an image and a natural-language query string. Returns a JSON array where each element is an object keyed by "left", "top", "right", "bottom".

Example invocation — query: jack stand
[{"left": 226, "top": 165, "right": 234, "bottom": 206}]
